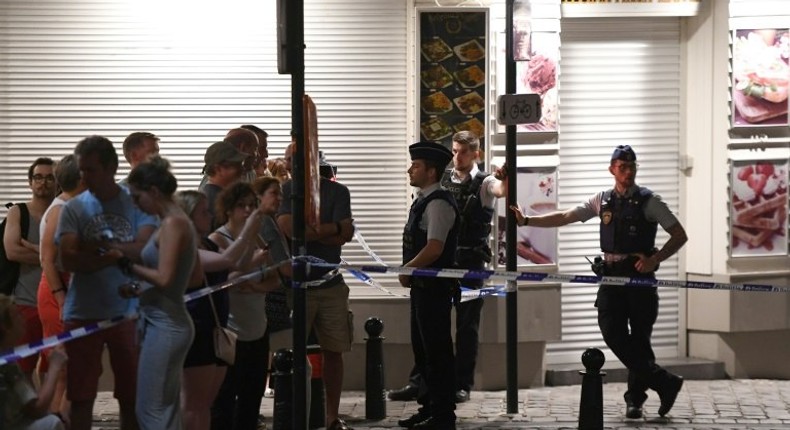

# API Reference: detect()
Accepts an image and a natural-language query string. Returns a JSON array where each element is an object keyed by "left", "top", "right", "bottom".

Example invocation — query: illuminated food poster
[
  {"left": 419, "top": 10, "right": 487, "bottom": 148},
  {"left": 729, "top": 159, "right": 788, "bottom": 257},
  {"left": 732, "top": 28, "right": 789, "bottom": 127},
  {"left": 516, "top": 32, "right": 560, "bottom": 132},
  {"left": 497, "top": 167, "right": 558, "bottom": 266}
]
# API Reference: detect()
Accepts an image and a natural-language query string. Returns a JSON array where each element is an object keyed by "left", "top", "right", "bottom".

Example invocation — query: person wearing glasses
[
  {"left": 209, "top": 182, "right": 281, "bottom": 430},
  {"left": 510, "top": 145, "right": 687, "bottom": 420},
  {"left": 3, "top": 157, "right": 57, "bottom": 382}
]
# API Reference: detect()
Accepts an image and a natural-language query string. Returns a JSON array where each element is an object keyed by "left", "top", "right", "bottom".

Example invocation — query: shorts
[
  {"left": 288, "top": 280, "right": 353, "bottom": 353},
  {"left": 15, "top": 304, "right": 46, "bottom": 374},
  {"left": 37, "top": 273, "right": 69, "bottom": 364},
  {"left": 64, "top": 319, "right": 139, "bottom": 402},
  {"left": 183, "top": 323, "right": 227, "bottom": 368}
]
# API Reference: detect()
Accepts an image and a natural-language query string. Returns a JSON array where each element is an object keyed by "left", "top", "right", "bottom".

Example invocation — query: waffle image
[{"left": 731, "top": 190, "right": 787, "bottom": 249}]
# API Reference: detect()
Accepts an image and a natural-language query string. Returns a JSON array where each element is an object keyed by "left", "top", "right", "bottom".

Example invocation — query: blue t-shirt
[{"left": 57, "top": 188, "right": 159, "bottom": 320}]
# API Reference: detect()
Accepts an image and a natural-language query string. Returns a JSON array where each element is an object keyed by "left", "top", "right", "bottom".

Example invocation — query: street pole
[
  {"left": 504, "top": 0, "right": 519, "bottom": 414},
  {"left": 286, "top": 0, "right": 307, "bottom": 427}
]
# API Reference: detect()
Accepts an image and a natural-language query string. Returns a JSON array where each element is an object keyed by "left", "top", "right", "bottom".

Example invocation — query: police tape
[
  {"left": 0, "top": 265, "right": 276, "bottom": 366},
  {"left": 298, "top": 259, "right": 790, "bottom": 294}
]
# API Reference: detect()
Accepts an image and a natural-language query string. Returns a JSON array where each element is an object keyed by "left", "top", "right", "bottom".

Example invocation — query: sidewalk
[{"left": 91, "top": 379, "right": 790, "bottom": 429}]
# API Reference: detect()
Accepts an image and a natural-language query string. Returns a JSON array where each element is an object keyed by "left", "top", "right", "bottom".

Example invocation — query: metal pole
[
  {"left": 504, "top": 0, "right": 519, "bottom": 415},
  {"left": 287, "top": 0, "right": 307, "bottom": 427}
]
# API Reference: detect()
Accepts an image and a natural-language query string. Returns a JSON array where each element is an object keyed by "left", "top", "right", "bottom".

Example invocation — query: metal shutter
[
  {"left": 0, "top": 0, "right": 409, "bottom": 295},
  {"left": 547, "top": 17, "right": 682, "bottom": 364}
]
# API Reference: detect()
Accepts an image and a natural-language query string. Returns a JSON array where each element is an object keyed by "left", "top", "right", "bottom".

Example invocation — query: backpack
[{"left": 0, "top": 202, "right": 30, "bottom": 295}]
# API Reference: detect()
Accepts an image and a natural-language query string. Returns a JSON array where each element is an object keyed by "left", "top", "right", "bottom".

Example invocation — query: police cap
[
  {"left": 611, "top": 145, "right": 636, "bottom": 162},
  {"left": 409, "top": 141, "right": 452, "bottom": 167}
]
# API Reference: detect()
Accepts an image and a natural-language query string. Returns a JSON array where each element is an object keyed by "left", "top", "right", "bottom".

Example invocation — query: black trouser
[
  {"left": 211, "top": 331, "right": 269, "bottom": 430},
  {"left": 454, "top": 276, "right": 484, "bottom": 392},
  {"left": 596, "top": 282, "right": 673, "bottom": 407},
  {"left": 410, "top": 279, "right": 456, "bottom": 420}
]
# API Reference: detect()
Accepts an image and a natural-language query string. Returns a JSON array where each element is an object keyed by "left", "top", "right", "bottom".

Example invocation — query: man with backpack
[{"left": 2, "top": 157, "right": 58, "bottom": 380}]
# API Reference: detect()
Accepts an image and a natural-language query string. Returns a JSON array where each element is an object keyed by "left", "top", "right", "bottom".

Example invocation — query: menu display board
[
  {"left": 496, "top": 166, "right": 558, "bottom": 266},
  {"left": 729, "top": 158, "right": 788, "bottom": 257},
  {"left": 731, "top": 28, "right": 789, "bottom": 127},
  {"left": 419, "top": 10, "right": 487, "bottom": 148}
]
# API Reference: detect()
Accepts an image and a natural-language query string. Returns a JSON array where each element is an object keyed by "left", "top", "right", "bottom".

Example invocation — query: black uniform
[
  {"left": 596, "top": 187, "right": 680, "bottom": 409},
  {"left": 403, "top": 189, "right": 459, "bottom": 422},
  {"left": 442, "top": 169, "right": 494, "bottom": 392}
]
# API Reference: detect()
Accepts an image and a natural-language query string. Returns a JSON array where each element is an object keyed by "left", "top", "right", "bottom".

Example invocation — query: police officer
[
  {"left": 510, "top": 145, "right": 688, "bottom": 419},
  {"left": 397, "top": 141, "right": 459, "bottom": 430},
  {"left": 389, "top": 132, "right": 507, "bottom": 404}
]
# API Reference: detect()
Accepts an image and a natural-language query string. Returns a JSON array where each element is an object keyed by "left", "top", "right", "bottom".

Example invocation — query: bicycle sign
[{"left": 496, "top": 94, "right": 541, "bottom": 125}]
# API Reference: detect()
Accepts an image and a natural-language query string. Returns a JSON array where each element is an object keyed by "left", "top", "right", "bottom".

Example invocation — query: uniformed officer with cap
[
  {"left": 510, "top": 145, "right": 688, "bottom": 420},
  {"left": 398, "top": 141, "right": 459, "bottom": 429}
]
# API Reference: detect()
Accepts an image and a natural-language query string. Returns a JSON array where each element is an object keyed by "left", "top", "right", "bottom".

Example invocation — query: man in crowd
[
  {"left": 398, "top": 142, "right": 458, "bottom": 430},
  {"left": 198, "top": 140, "right": 248, "bottom": 225},
  {"left": 57, "top": 136, "right": 158, "bottom": 430},
  {"left": 3, "top": 157, "right": 57, "bottom": 380},
  {"left": 277, "top": 144, "right": 355, "bottom": 430},
  {"left": 118, "top": 131, "right": 160, "bottom": 186},
  {"left": 389, "top": 131, "right": 507, "bottom": 403},
  {"left": 510, "top": 145, "right": 687, "bottom": 419},
  {"left": 241, "top": 124, "right": 270, "bottom": 178}
]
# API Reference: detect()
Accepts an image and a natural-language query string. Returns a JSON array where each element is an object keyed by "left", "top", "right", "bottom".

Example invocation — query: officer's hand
[
  {"left": 634, "top": 253, "right": 658, "bottom": 273},
  {"left": 398, "top": 274, "right": 411, "bottom": 288},
  {"left": 509, "top": 204, "right": 527, "bottom": 227}
]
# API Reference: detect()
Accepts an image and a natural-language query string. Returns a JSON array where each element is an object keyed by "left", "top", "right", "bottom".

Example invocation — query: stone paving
[{"left": 91, "top": 379, "right": 790, "bottom": 429}]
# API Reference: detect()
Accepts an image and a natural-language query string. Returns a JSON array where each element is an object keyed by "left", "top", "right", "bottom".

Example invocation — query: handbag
[{"left": 208, "top": 292, "right": 237, "bottom": 365}]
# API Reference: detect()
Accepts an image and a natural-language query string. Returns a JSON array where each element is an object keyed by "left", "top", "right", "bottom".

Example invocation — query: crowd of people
[
  {"left": 0, "top": 129, "right": 687, "bottom": 430},
  {"left": 0, "top": 127, "right": 327, "bottom": 430}
]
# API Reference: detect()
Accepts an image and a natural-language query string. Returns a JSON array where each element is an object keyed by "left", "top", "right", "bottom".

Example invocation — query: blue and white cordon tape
[{"left": 0, "top": 264, "right": 279, "bottom": 366}]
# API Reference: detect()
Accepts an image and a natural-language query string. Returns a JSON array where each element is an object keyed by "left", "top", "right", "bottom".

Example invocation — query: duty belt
[{"left": 603, "top": 253, "right": 629, "bottom": 263}]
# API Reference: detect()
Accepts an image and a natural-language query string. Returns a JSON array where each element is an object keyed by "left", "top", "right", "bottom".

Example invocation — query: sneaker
[
  {"left": 326, "top": 418, "right": 352, "bottom": 430},
  {"left": 264, "top": 387, "right": 274, "bottom": 398},
  {"left": 454, "top": 389, "right": 470, "bottom": 403}
]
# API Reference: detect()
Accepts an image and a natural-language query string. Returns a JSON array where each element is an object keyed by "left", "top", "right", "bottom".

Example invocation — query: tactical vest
[
  {"left": 599, "top": 187, "right": 657, "bottom": 253},
  {"left": 441, "top": 169, "right": 494, "bottom": 264},
  {"left": 403, "top": 189, "right": 459, "bottom": 269}
]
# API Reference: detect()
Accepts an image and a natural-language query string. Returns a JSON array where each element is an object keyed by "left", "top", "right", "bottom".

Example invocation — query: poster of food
[
  {"left": 731, "top": 28, "right": 789, "bottom": 127},
  {"left": 419, "top": 10, "right": 487, "bottom": 148},
  {"left": 516, "top": 31, "right": 560, "bottom": 132},
  {"left": 496, "top": 166, "right": 558, "bottom": 267},
  {"left": 729, "top": 159, "right": 788, "bottom": 257}
]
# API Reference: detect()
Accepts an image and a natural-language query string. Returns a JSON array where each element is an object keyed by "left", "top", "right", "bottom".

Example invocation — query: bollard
[
  {"left": 578, "top": 347, "right": 606, "bottom": 430},
  {"left": 272, "top": 348, "right": 294, "bottom": 430},
  {"left": 0, "top": 372, "right": 6, "bottom": 426},
  {"left": 307, "top": 343, "right": 325, "bottom": 429},
  {"left": 365, "top": 317, "right": 386, "bottom": 420}
]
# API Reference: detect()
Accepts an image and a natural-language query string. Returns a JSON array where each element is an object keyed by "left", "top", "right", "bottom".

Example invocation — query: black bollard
[
  {"left": 272, "top": 348, "right": 294, "bottom": 430},
  {"left": 578, "top": 348, "right": 606, "bottom": 430},
  {"left": 307, "top": 343, "right": 325, "bottom": 429},
  {"left": 365, "top": 317, "right": 386, "bottom": 420},
  {"left": 0, "top": 372, "right": 6, "bottom": 426}
]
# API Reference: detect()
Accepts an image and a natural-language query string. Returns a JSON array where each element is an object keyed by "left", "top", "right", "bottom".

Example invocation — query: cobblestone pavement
[{"left": 91, "top": 379, "right": 790, "bottom": 429}]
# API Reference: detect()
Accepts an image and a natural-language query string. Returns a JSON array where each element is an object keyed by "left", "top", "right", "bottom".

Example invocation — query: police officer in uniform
[
  {"left": 397, "top": 141, "right": 459, "bottom": 430},
  {"left": 389, "top": 132, "right": 507, "bottom": 403},
  {"left": 511, "top": 145, "right": 688, "bottom": 419}
]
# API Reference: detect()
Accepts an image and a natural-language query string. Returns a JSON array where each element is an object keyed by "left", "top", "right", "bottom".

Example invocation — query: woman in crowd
[
  {"left": 251, "top": 176, "right": 293, "bottom": 399},
  {"left": 118, "top": 156, "right": 203, "bottom": 430},
  {"left": 210, "top": 181, "right": 284, "bottom": 430},
  {"left": 267, "top": 157, "right": 290, "bottom": 183},
  {"left": 37, "top": 154, "right": 84, "bottom": 423},
  {"left": 174, "top": 190, "right": 266, "bottom": 430},
  {"left": 0, "top": 294, "right": 67, "bottom": 430}
]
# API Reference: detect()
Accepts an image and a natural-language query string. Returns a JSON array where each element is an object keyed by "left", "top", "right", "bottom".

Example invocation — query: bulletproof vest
[
  {"left": 441, "top": 169, "right": 494, "bottom": 252},
  {"left": 599, "top": 187, "right": 657, "bottom": 253},
  {"left": 403, "top": 189, "right": 459, "bottom": 269}
]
